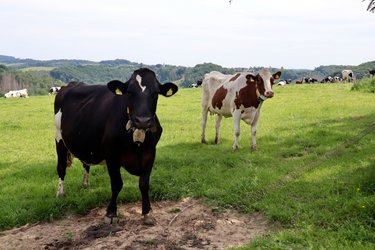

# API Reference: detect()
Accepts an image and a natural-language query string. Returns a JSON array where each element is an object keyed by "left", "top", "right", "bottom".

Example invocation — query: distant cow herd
[
  {"left": 3, "top": 86, "right": 61, "bottom": 98},
  {"left": 2, "top": 66, "right": 374, "bottom": 225},
  {"left": 2, "top": 69, "right": 373, "bottom": 98}
]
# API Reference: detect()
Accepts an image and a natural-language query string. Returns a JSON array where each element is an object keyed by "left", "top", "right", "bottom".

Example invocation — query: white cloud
[{"left": 0, "top": 0, "right": 374, "bottom": 68}]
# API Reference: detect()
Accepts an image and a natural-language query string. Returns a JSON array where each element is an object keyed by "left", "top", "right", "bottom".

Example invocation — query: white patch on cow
[
  {"left": 55, "top": 109, "right": 63, "bottom": 142},
  {"left": 241, "top": 106, "right": 258, "bottom": 125},
  {"left": 82, "top": 169, "right": 89, "bottom": 188},
  {"left": 56, "top": 178, "right": 65, "bottom": 197},
  {"left": 136, "top": 74, "right": 146, "bottom": 92}
]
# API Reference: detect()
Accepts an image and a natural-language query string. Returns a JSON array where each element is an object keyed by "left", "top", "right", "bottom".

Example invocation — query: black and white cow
[
  {"left": 4, "top": 89, "right": 29, "bottom": 98},
  {"left": 49, "top": 87, "right": 62, "bottom": 95},
  {"left": 191, "top": 80, "right": 203, "bottom": 88},
  {"left": 369, "top": 69, "right": 375, "bottom": 76},
  {"left": 54, "top": 68, "right": 178, "bottom": 224}
]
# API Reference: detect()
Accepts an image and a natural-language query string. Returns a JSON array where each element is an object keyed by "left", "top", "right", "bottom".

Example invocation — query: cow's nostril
[{"left": 134, "top": 116, "right": 152, "bottom": 129}]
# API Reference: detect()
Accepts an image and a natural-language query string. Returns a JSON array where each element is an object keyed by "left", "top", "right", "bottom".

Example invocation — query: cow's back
[
  {"left": 202, "top": 71, "right": 230, "bottom": 96},
  {"left": 202, "top": 71, "right": 232, "bottom": 109}
]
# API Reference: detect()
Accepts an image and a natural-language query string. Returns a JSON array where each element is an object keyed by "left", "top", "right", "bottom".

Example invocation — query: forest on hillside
[{"left": 1, "top": 55, "right": 375, "bottom": 96}]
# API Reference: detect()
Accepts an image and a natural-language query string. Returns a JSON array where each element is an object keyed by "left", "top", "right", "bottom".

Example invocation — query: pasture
[{"left": 0, "top": 83, "right": 374, "bottom": 249}]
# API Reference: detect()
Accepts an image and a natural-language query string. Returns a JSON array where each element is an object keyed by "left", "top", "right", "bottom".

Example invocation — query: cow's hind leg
[
  {"left": 215, "top": 115, "right": 222, "bottom": 144},
  {"left": 82, "top": 163, "right": 90, "bottom": 188},
  {"left": 201, "top": 106, "right": 209, "bottom": 144},
  {"left": 105, "top": 163, "right": 123, "bottom": 224},
  {"left": 56, "top": 140, "right": 69, "bottom": 197}
]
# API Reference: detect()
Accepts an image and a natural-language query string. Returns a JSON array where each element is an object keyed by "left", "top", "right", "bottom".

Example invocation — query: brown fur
[{"left": 211, "top": 86, "right": 228, "bottom": 109}]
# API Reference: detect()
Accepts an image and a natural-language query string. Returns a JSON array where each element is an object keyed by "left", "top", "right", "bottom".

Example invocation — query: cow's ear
[
  {"left": 160, "top": 82, "right": 178, "bottom": 97},
  {"left": 273, "top": 71, "right": 282, "bottom": 80},
  {"left": 107, "top": 80, "right": 128, "bottom": 95},
  {"left": 245, "top": 74, "right": 257, "bottom": 84}
]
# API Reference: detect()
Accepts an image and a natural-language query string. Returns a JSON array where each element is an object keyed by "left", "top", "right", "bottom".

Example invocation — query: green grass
[
  {"left": 0, "top": 83, "right": 374, "bottom": 249},
  {"left": 352, "top": 76, "right": 375, "bottom": 93}
]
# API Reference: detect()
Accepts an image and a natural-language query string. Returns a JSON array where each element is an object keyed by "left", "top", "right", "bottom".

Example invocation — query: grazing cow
[
  {"left": 201, "top": 68, "right": 281, "bottom": 151},
  {"left": 303, "top": 77, "right": 311, "bottom": 83},
  {"left": 191, "top": 80, "right": 203, "bottom": 88},
  {"left": 369, "top": 69, "right": 375, "bottom": 76},
  {"left": 321, "top": 76, "right": 333, "bottom": 83},
  {"left": 342, "top": 69, "right": 354, "bottom": 82},
  {"left": 49, "top": 87, "right": 62, "bottom": 95},
  {"left": 276, "top": 80, "right": 286, "bottom": 86},
  {"left": 4, "top": 89, "right": 28, "bottom": 98},
  {"left": 54, "top": 68, "right": 178, "bottom": 224},
  {"left": 333, "top": 76, "right": 342, "bottom": 83},
  {"left": 296, "top": 79, "right": 303, "bottom": 84}
]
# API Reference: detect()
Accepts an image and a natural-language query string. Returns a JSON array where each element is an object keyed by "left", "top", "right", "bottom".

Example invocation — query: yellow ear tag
[
  {"left": 115, "top": 88, "right": 123, "bottom": 95},
  {"left": 166, "top": 88, "right": 173, "bottom": 96}
]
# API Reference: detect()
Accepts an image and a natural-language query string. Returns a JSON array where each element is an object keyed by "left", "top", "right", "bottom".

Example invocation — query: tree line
[
  {"left": 0, "top": 65, "right": 64, "bottom": 96},
  {"left": 1, "top": 56, "right": 375, "bottom": 96}
]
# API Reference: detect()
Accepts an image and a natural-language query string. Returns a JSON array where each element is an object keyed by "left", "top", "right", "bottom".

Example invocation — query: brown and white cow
[{"left": 201, "top": 68, "right": 281, "bottom": 151}]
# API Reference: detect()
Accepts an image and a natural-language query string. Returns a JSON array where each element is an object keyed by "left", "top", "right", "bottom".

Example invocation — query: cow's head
[
  {"left": 107, "top": 68, "right": 178, "bottom": 143},
  {"left": 246, "top": 68, "right": 281, "bottom": 101}
]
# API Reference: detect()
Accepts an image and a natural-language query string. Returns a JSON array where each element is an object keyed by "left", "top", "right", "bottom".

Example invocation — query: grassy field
[{"left": 0, "top": 83, "right": 374, "bottom": 249}]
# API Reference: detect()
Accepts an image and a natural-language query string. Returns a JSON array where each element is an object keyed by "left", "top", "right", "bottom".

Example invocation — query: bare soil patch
[{"left": 0, "top": 198, "right": 272, "bottom": 249}]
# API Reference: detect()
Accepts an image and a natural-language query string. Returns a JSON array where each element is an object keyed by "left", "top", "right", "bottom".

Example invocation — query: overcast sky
[{"left": 1, "top": 0, "right": 374, "bottom": 69}]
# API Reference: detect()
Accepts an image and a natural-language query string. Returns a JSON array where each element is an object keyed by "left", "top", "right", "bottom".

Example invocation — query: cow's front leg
[
  {"left": 251, "top": 124, "right": 257, "bottom": 151},
  {"left": 232, "top": 110, "right": 241, "bottom": 151},
  {"left": 140, "top": 150, "right": 156, "bottom": 225},
  {"left": 251, "top": 111, "right": 260, "bottom": 151},
  {"left": 105, "top": 163, "right": 123, "bottom": 224}
]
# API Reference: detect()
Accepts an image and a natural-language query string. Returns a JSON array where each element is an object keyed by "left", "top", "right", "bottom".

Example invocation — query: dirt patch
[{"left": 0, "top": 198, "right": 272, "bottom": 249}]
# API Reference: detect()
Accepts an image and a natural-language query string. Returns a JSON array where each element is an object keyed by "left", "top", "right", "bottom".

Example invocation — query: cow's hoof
[
  {"left": 56, "top": 191, "right": 65, "bottom": 198},
  {"left": 104, "top": 215, "right": 119, "bottom": 224},
  {"left": 201, "top": 138, "right": 207, "bottom": 144},
  {"left": 251, "top": 145, "right": 257, "bottom": 151},
  {"left": 143, "top": 214, "right": 156, "bottom": 226},
  {"left": 233, "top": 146, "right": 238, "bottom": 152}
]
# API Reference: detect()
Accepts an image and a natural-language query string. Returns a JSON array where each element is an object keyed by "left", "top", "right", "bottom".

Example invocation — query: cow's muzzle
[
  {"left": 265, "top": 91, "right": 274, "bottom": 98},
  {"left": 133, "top": 129, "right": 146, "bottom": 144},
  {"left": 133, "top": 116, "right": 153, "bottom": 129},
  {"left": 126, "top": 116, "right": 156, "bottom": 144}
]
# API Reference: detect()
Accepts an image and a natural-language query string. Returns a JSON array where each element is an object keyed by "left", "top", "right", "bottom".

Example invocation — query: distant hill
[
  {"left": 0, "top": 55, "right": 96, "bottom": 68},
  {"left": 1, "top": 55, "right": 374, "bottom": 96}
]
